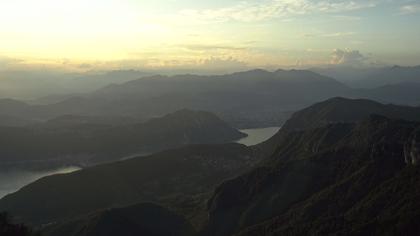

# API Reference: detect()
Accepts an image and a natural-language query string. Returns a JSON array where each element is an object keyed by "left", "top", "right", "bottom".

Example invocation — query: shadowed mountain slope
[
  {"left": 0, "top": 212, "right": 40, "bottom": 236},
  {"left": 253, "top": 97, "right": 420, "bottom": 161},
  {"left": 3, "top": 98, "right": 420, "bottom": 236},
  {"left": 0, "top": 109, "right": 245, "bottom": 167},
  {"left": 42, "top": 203, "right": 195, "bottom": 236},
  {"left": 0, "top": 143, "right": 256, "bottom": 227},
  {"left": 204, "top": 115, "right": 420, "bottom": 236},
  {"left": 281, "top": 97, "right": 420, "bottom": 131}
]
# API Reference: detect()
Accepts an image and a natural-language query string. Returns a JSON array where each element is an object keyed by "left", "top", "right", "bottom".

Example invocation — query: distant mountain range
[
  {"left": 0, "top": 69, "right": 348, "bottom": 128},
  {"left": 312, "top": 65, "right": 420, "bottom": 88},
  {"left": 1, "top": 66, "right": 419, "bottom": 101},
  {"left": 2, "top": 68, "right": 420, "bottom": 129},
  {"left": 2, "top": 97, "right": 419, "bottom": 236},
  {"left": 0, "top": 70, "right": 152, "bottom": 100},
  {"left": 0, "top": 109, "right": 245, "bottom": 169}
]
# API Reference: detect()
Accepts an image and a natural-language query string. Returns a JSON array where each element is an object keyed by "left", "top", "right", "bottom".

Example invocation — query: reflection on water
[
  {"left": 0, "top": 166, "right": 81, "bottom": 199},
  {"left": 236, "top": 127, "right": 281, "bottom": 146}
]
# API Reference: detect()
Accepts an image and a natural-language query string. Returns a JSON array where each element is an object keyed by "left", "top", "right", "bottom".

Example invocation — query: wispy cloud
[
  {"left": 331, "top": 15, "right": 363, "bottom": 21},
  {"left": 399, "top": 4, "right": 420, "bottom": 15},
  {"left": 301, "top": 31, "right": 357, "bottom": 38},
  {"left": 323, "top": 31, "right": 357, "bottom": 37},
  {"left": 177, "top": 44, "right": 248, "bottom": 51},
  {"left": 179, "top": 0, "right": 378, "bottom": 23}
]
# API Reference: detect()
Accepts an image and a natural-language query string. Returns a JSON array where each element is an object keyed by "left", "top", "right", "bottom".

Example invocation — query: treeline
[{"left": 0, "top": 212, "right": 40, "bottom": 236}]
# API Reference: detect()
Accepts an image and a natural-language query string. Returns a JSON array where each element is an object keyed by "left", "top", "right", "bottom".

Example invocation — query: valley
[
  {"left": 1, "top": 97, "right": 419, "bottom": 236},
  {"left": 1, "top": 2, "right": 419, "bottom": 235},
  {"left": 1, "top": 69, "right": 420, "bottom": 236}
]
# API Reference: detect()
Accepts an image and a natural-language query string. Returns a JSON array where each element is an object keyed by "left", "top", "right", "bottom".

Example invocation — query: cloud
[
  {"left": 178, "top": 44, "right": 247, "bottom": 51},
  {"left": 301, "top": 31, "right": 356, "bottom": 39},
  {"left": 180, "top": 0, "right": 378, "bottom": 23},
  {"left": 399, "top": 4, "right": 420, "bottom": 15},
  {"left": 330, "top": 49, "right": 369, "bottom": 66},
  {"left": 78, "top": 63, "right": 92, "bottom": 69},
  {"left": 301, "top": 31, "right": 357, "bottom": 39},
  {"left": 322, "top": 32, "right": 356, "bottom": 37},
  {"left": 199, "top": 57, "right": 247, "bottom": 70},
  {"left": 84, "top": 56, "right": 248, "bottom": 73},
  {"left": 331, "top": 15, "right": 363, "bottom": 21}
]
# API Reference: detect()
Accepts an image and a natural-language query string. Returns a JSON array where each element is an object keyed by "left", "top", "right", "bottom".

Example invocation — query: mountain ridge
[
  {"left": 0, "top": 69, "right": 350, "bottom": 128},
  {"left": 0, "top": 143, "right": 256, "bottom": 226},
  {"left": 204, "top": 114, "right": 420, "bottom": 236},
  {"left": 42, "top": 203, "right": 195, "bottom": 236},
  {"left": 0, "top": 109, "right": 245, "bottom": 168}
]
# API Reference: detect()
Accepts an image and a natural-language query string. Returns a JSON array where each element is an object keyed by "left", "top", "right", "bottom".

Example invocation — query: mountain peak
[{"left": 229, "top": 69, "right": 272, "bottom": 78}]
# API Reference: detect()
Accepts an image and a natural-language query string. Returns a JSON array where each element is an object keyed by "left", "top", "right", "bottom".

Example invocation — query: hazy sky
[{"left": 0, "top": 0, "right": 419, "bottom": 71}]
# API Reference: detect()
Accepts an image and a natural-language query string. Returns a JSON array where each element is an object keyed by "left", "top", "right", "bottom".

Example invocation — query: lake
[
  {"left": 0, "top": 128, "right": 280, "bottom": 199},
  {"left": 0, "top": 166, "right": 81, "bottom": 199},
  {"left": 236, "top": 127, "right": 281, "bottom": 146}
]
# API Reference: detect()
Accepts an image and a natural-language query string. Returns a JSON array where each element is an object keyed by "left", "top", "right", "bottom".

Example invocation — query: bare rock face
[{"left": 404, "top": 130, "right": 420, "bottom": 165}]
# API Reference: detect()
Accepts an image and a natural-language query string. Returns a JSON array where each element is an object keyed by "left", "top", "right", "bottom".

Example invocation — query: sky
[{"left": 0, "top": 0, "right": 419, "bottom": 71}]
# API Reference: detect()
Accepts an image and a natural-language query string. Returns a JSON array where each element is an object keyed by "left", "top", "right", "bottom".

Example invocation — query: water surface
[
  {"left": 236, "top": 127, "right": 281, "bottom": 146},
  {"left": 0, "top": 128, "right": 281, "bottom": 198},
  {"left": 0, "top": 166, "right": 81, "bottom": 199}
]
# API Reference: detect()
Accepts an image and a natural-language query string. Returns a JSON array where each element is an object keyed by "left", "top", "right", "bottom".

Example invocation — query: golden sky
[{"left": 0, "top": 0, "right": 419, "bottom": 71}]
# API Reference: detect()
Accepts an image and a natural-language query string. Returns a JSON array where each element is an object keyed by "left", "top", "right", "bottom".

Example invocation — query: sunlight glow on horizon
[{"left": 0, "top": 0, "right": 419, "bottom": 71}]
